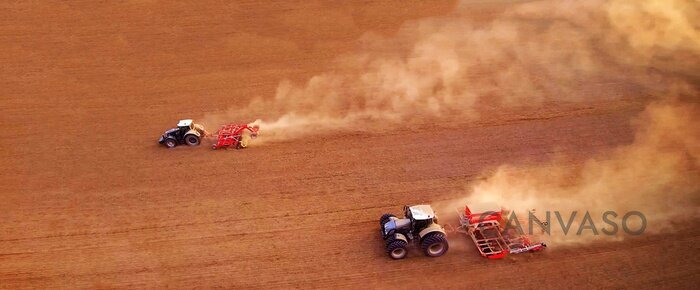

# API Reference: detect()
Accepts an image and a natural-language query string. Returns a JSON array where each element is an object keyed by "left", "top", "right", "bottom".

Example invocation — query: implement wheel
[{"left": 239, "top": 132, "right": 251, "bottom": 148}]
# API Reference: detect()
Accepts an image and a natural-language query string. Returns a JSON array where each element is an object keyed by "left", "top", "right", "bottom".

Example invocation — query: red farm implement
[
  {"left": 457, "top": 204, "right": 546, "bottom": 259},
  {"left": 211, "top": 123, "right": 259, "bottom": 150}
]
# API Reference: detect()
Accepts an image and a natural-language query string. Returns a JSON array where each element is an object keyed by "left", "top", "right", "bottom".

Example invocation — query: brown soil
[{"left": 1, "top": 1, "right": 698, "bottom": 288}]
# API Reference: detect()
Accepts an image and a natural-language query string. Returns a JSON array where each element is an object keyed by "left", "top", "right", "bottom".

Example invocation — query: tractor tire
[
  {"left": 384, "top": 235, "right": 395, "bottom": 245},
  {"left": 239, "top": 132, "right": 251, "bottom": 148},
  {"left": 184, "top": 134, "right": 200, "bottom": 146},
  {"left": 420, "top": 232, "right": 449, "bottom": 257},
  {"left": 386, "top": 239, "right": 408, "bottom": 260},
  {"left": 164, "top": 138, "right": 177, "bottom": 148},
  {"left": 379, "top": 213, "right": 396, "bottom": 227}
]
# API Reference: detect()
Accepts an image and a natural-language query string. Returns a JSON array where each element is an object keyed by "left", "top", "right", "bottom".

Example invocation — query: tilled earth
[{"left": 1, "top": 0, "right": 698, "bottom": 288}]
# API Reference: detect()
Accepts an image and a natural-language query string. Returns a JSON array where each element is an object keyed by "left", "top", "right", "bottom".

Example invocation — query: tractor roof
[
  {"left": 409, "top": 204, "right": 435, "bottom": 220},
  {"left": 178, "top": 119, "right": 193, "bottom": 127}
]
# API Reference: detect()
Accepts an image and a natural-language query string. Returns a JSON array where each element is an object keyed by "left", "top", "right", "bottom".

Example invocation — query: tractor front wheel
[
  {"left": 185, "top": 134, "right": 200, "bottom": 146},
  {"left": 386, "top": 239, "right": 408, "bottom": 260},
  {"left": 421, "top": 232, "right": 449, "bottom": 257},
  {"left": 164, "top": 138, "right": 177, "bottom": 148}
]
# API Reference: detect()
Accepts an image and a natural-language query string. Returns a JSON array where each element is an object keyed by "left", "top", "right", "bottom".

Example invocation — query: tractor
[
  {"left": 379, "top": 204, "right": 449, "bottom": 259},
  {"left": 158, "top": 119, "right": 208, "bottom": 148}
]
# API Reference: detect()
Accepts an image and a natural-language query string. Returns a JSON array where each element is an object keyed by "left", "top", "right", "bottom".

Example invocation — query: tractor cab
[
  {"left": 404, "top": 205, "right": 437, "bottom": 233},
  {"left": 177, "top": 119, "right": 194, "bottom": 135}
]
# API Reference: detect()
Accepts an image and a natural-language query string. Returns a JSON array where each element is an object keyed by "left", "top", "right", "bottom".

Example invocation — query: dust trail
[
  {"left": 205, "top": 0, "right": 700, "bottom": 242},
  {"left": 258, "top": 0, "right": 700, "bottom": 245},
  {"left": 448, "top": 0, "right": 700, "bottom": 244},
  {"left": 457, "top": 100, "right": 700, "bottom": 245},
  {"left": 203, "top": 0, "right": 699, "bottom": 142}
]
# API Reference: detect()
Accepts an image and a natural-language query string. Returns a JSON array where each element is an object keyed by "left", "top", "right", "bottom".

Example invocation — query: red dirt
[{"left": 1, "top": 1, "right": 698, "bottom": 288}]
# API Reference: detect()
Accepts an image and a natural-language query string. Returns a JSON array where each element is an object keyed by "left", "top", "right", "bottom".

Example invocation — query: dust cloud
[
  {"left": 460, "top": 100, "right": 699, "bottom": 244},
  {"left": 207, "top": 0, "right": 700, "bottom": 242},
  {"left": 203, "top": 0, "right": 698, "bottom": 142},
  {"left": 454, "top": 0, "right": 700, "bottom": 244}
]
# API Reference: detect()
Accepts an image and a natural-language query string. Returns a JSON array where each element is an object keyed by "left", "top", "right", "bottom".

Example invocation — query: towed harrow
[
  {"left": 457, "top": 204, "right": 546, "bottom": 259},
  {"left": 211, "top": 123, "right": 259, "bottom": 150}
]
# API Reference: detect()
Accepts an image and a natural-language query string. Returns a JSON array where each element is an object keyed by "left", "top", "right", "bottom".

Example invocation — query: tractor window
[{"left": 413, "top": 219, "right": 430, "bottom": 231}]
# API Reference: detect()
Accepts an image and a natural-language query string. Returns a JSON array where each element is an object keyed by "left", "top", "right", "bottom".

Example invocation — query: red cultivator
[
  {"left": 211, "top": 124, "right": 259, "bottom": 150},
  {"left": 457, "top": 204, "right": 546, "bottom": 259}
]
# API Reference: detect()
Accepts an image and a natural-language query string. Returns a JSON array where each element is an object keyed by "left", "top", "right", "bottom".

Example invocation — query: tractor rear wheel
[
  {"left": 164, "top": 138, "right": 177, "bottom": 148},
  {"left": 386, "top": 239, "right": 408, "bottom": 260},
  {"left": 421, "top": 232, "right": 449, "bottom": 257},
  {"left": 379, "top": 213, "right": 396, "bottom": 227},
  {"left": 185, "top": 134, "right": 200, "bottom": 146}
]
